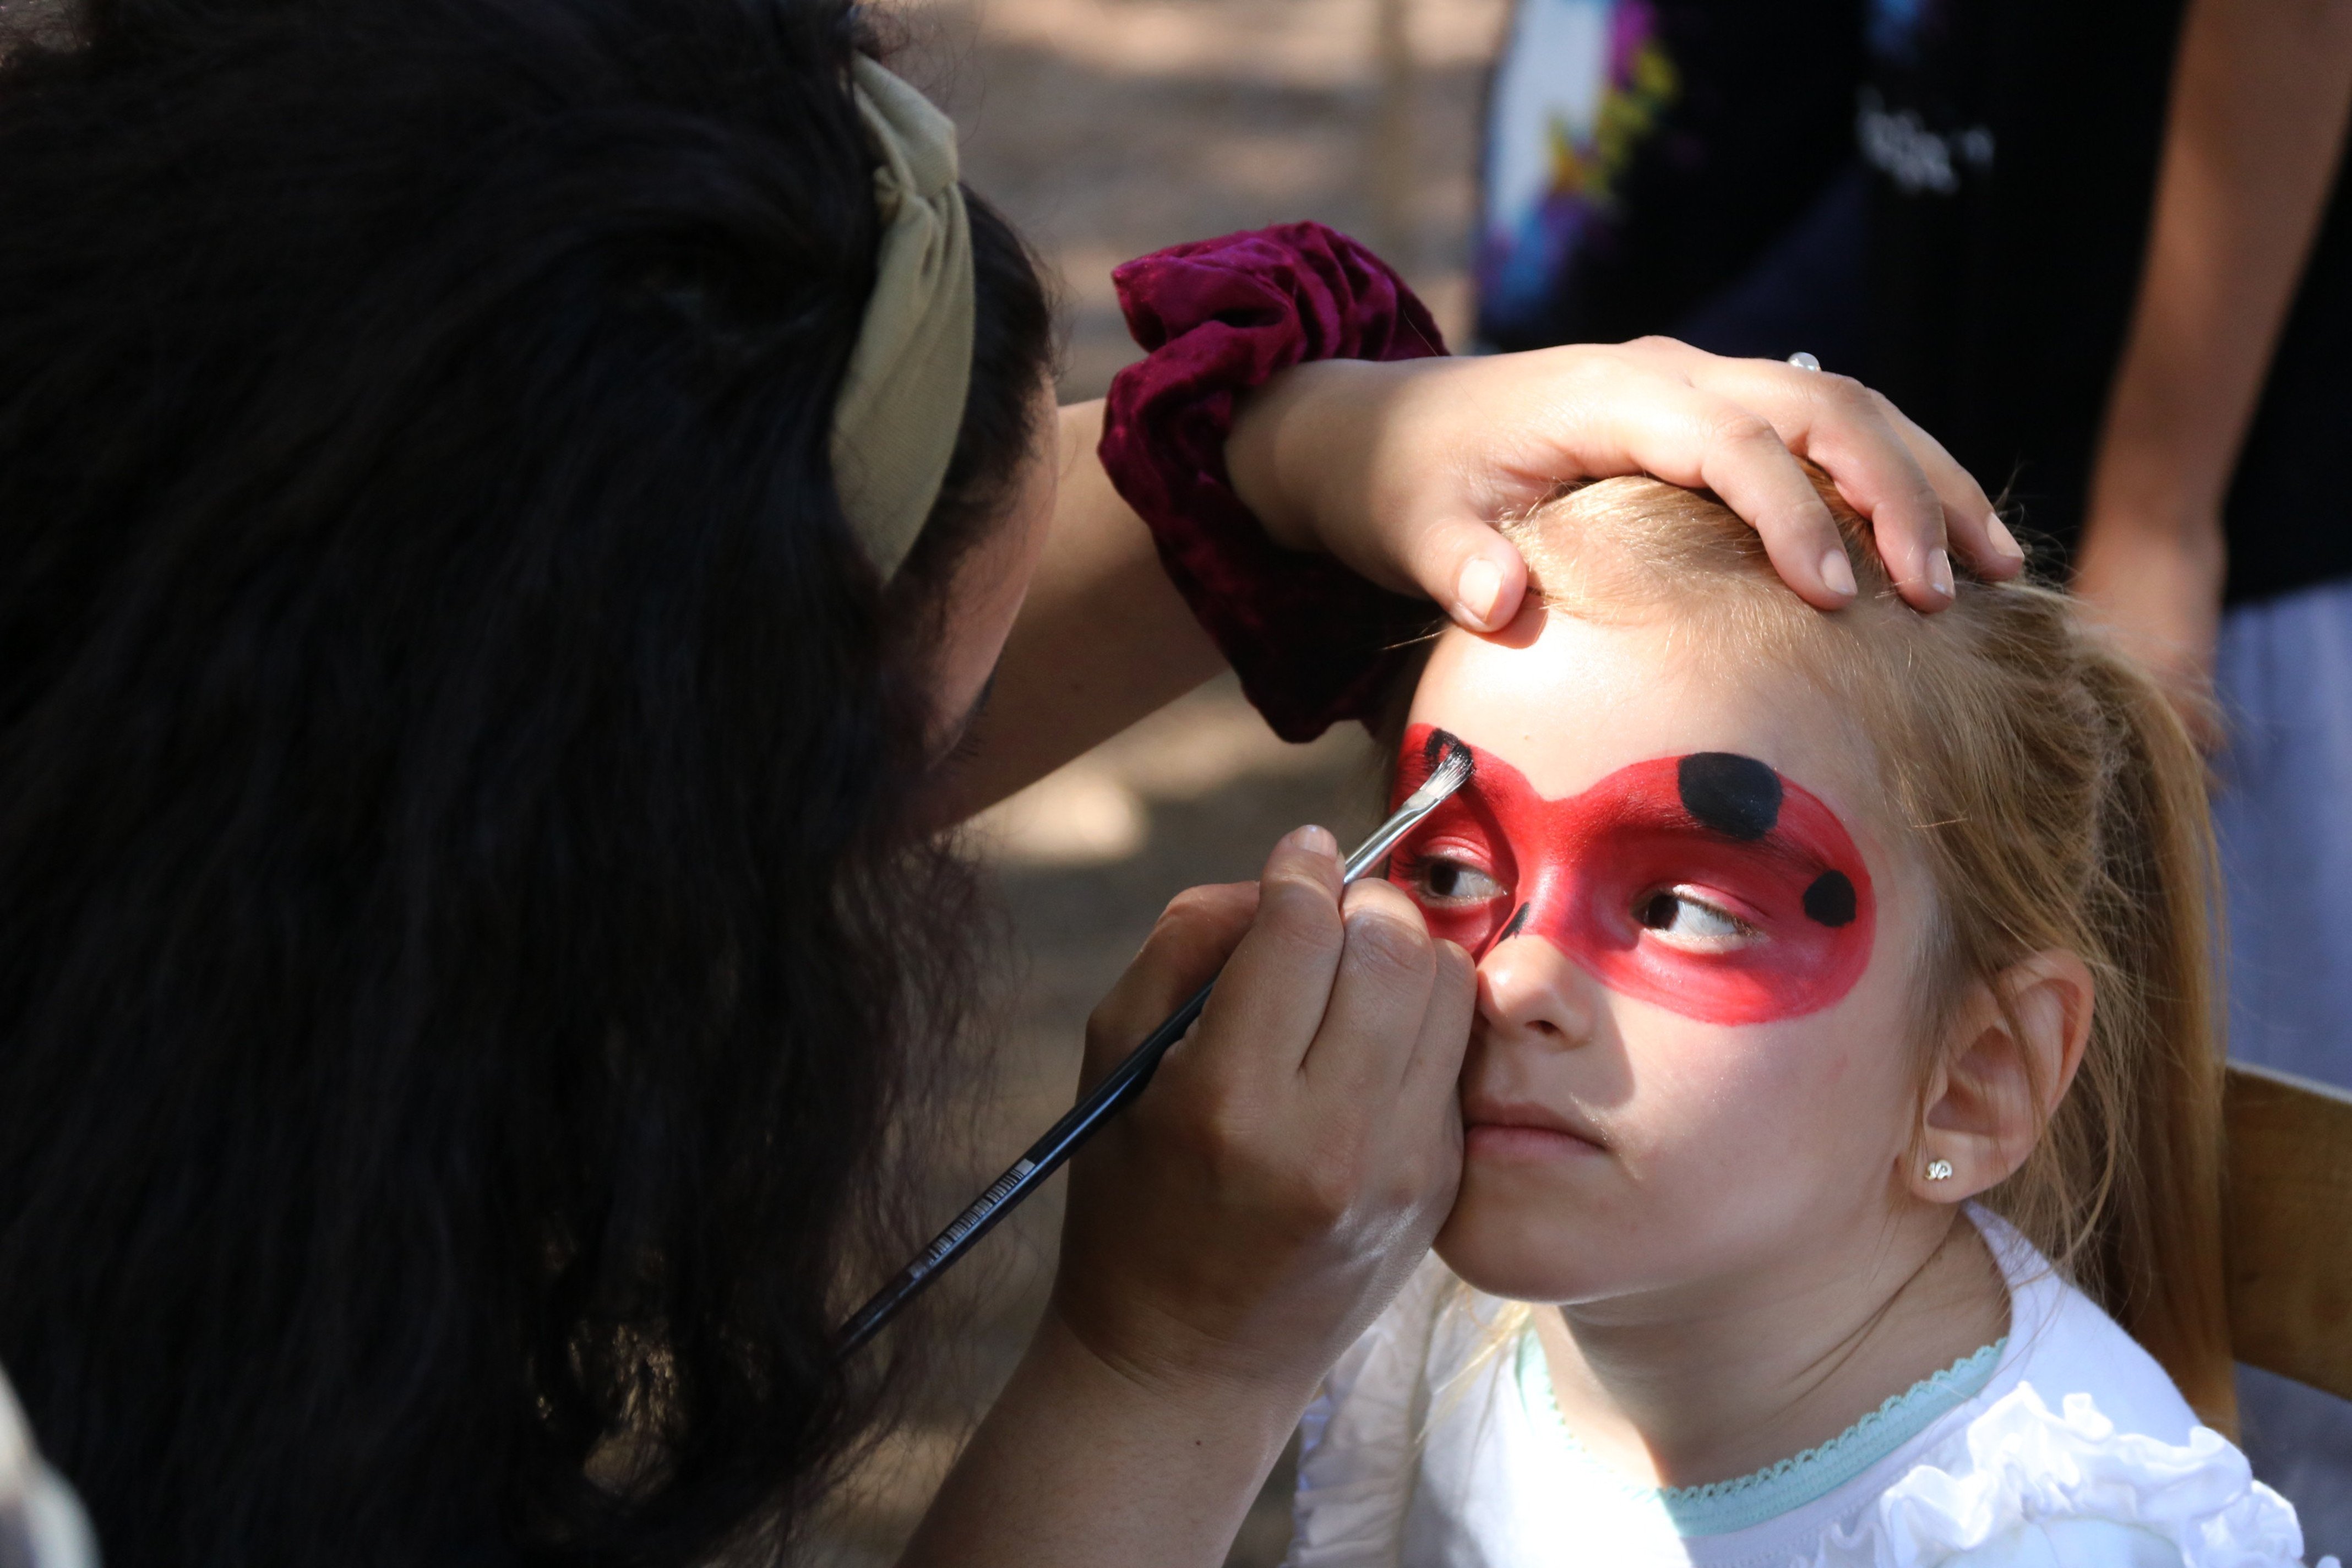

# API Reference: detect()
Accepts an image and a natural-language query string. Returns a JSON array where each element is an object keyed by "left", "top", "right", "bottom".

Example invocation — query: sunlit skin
[
  {"left": 927, "top": 384, "right": 1063, "bottom": 763},
  {"left": 1392, "top": 596, "right": 2011, "bottom": 1488}
]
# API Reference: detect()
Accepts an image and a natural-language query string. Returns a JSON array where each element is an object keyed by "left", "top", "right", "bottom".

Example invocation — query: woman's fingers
[
  {"left": 1869, "top": 387, "right": 2025, "bottom": 579},
  {"left": 1386, "top": 938, "right": 1475, "bottom": 1231},
  {"left": 1599, "top": 374, "right": 1864, "bottom": 609},
  {"left": 1300, "top": 879, "right": 1440, "bottom": 1100},
  {"left": 1403, "top": 938, "right": 1478, "bottom": 1103},
  {"left": 1489, "top": 349, "right": 1859, "bottom": 608},
  {"left": 1256, "top": 339, "right": 2008, "bottom": 624},
  {"left": 1181, "top": 824, "right": 1348, "bottom": 1085},
  {"left": 1417, "top": 514, "right": 1529, "bottom": 634},
  {"left": 1080, "top": 879, "right": 1260, "bottom": 1088},
  {"left": 1670, "top": 345, "right": 2022, "bottom": 601},
  {"left": 1666, "top": 350, "right": 1953, "bottom": 608}
]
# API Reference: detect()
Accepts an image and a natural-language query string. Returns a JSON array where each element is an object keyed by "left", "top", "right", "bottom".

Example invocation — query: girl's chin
[{"left": 1431, "top": 1223, "right": 1596, "bottom": 1305}]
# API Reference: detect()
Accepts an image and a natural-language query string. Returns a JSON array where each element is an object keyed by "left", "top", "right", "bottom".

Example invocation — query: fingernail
[
  {"left": 1820, "top": 547, "right": 1858, "bottom": 600},
  {"left": 1456, "top": 557, "right": 1505, "bottom": 629},
  {"left": 1986, "top": 513, "right": 2024, "bottom": 562},
  {"left": 1929, "top": 548, "right": 1956, "bottom": 598},
  {"left": 1285, "top": 824, "right": 1338, "bottom": 858}
]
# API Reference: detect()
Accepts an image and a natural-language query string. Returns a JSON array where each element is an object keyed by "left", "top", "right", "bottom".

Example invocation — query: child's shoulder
[
  {"left": 1834, "top": 1379, "right": 2309, "bottom": 1567},
  {"left": 1807, "top": 1208, "right": 2316, "bottom": 1568},
  {"left": 1289, "top": 1230, "right": 2325, "bottom": 1568}
]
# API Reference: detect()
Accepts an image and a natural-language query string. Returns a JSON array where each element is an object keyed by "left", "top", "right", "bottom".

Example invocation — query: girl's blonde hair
[{"left": 1465, "top": 472, "right": 2233, "bottom": 1427}]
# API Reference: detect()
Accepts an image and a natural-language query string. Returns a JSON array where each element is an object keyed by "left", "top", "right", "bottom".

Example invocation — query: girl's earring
[{"left": 1925, "top": 1158, "right": 1954, "bottom": 1182}]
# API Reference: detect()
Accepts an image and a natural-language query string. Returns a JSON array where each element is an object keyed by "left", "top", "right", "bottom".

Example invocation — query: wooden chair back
[{"left": 2225, "top": 1063, "right": 2352, "bottom": 1400}]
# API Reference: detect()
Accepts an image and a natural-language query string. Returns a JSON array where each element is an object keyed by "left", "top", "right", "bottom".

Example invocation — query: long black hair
[{"left": 0, "top": 0, "right": 1053, "bottom": 1561}]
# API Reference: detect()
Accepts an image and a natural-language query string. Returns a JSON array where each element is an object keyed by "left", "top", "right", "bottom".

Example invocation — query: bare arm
[
  {"left": 899, "top": 1313, "right": 1300, "bottom": 1568},
  {"left": 922, "top": 401, "right": 1224, "bottom": 825},
  {"left": 2074, "top": 0, "right": 2352, "bottom": 722}
]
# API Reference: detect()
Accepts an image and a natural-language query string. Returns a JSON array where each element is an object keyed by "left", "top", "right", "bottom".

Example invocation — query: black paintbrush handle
[
  {"left": 832, "top": 978, "right": 1215, "bottom": 1358},
  {"left": 832, "top": 737, "right": 1472, "bottom": 1360}
]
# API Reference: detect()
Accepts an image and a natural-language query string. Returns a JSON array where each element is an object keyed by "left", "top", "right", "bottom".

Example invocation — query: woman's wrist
[
  {"left": 1027, "top": 1300, "right": 1313, "bottom": 1452},
  {"left": 902, "top": 1306, "right": 1305, "bottom": 1568},
  {"left": 1096, "top": 222, "right": 1446, "bottom": 743},
  {"left": 1225, "top": 358, "right": 1390, "bottom": 556}
]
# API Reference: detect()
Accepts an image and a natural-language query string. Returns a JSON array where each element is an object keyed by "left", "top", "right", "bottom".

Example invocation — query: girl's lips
[
  {"left": 1460, "top": 1097, "right": 1609, "bottom": 1158},
  {"left": 1463, "top": 1122, "right": 1608, "bottom": 1162}
]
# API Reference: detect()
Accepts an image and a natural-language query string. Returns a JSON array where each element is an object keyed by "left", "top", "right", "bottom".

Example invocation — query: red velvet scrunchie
[{"left": 1098, "top": 221, "right": 1448, "bottom": 743}]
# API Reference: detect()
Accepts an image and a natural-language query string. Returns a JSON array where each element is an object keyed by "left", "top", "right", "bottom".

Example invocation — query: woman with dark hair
[{"left": 0, "top": 1, "right": 2012, "bottom": 1563}]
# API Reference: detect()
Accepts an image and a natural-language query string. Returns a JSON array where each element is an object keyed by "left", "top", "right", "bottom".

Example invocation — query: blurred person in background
[{"left": 1475, "top": 0, "right": 2352, "bottom": 1544}]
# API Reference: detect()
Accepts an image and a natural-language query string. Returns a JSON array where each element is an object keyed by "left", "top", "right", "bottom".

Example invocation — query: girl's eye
[
  {"left": 1633, "top": 886, "right": 1757, "bottom": 948},
  {"left": 1414, "top": 857, "right": 1505, "bottom": 904}
]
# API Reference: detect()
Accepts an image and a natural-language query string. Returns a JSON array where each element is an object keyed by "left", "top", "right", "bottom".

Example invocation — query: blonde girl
[{"left": 1285, "top": 475, "right": 2326, "bottom": 1566}]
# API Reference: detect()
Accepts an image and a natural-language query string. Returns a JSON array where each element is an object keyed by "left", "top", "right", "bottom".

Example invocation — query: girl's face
[{"left": 1395, "top": 600, "right": 1937, "bottom": 1311}]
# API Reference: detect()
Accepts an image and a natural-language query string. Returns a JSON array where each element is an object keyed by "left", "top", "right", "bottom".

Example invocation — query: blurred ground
[
  {"left": 890, "top": 0, "right": 1505, "bottom": 395},
  {"left": 812, "top": 1, "right": 1505, "bottom": 1561}
]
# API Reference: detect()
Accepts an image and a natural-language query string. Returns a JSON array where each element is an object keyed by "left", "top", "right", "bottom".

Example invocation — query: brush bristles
[{"left": 1403, "top": 742, "right": 1473, "bottom": 814}]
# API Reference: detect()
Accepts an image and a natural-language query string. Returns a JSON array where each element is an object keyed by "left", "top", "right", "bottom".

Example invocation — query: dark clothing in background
[
  {"left": 1861, "top": 0, "right": 2183, "bottom": 569},
  {"left": 1472, "top": 0, "right": 1865, "bottom": 360},
  {"left": 1864, "top": 0, "right": 2352, "bottom": 604},
  {"left": 1478, "top": 0, "right": 2352, "bottom": 605}
]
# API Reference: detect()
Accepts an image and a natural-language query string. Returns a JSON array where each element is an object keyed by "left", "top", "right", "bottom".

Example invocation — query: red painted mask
[{"left": 1390, "top": 726, "right": 1876, "bottom": 1024}]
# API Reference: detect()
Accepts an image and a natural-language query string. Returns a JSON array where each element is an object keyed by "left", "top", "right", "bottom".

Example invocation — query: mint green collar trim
[{"left": 1514, "top": 1329, "right": 2005, "bottom": 1537}]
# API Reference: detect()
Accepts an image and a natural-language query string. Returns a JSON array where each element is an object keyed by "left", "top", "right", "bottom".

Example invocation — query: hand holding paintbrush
[{"left": 838, "top": 736, "right": 1476, "bottom": 1356}]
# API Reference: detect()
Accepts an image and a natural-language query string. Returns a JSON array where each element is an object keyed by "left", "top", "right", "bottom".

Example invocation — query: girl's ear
[{"left": 1914, "top": 951, "right": 2096, "bottom": 1202}]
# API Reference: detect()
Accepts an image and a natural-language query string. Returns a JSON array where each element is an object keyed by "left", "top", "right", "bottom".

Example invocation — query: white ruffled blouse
[{"left": 1287, "top": 1210, "right": 2328, "bottom": 1567}]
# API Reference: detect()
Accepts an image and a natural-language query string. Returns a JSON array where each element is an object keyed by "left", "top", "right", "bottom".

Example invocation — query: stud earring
[{"left": 1925, "top": 1159, "right": 1954, "bottom": 1182}]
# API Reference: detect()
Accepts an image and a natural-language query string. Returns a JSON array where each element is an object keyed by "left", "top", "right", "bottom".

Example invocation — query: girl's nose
[{"left": 1477, "top": 931, "right": 1598, "bottom": 1047}]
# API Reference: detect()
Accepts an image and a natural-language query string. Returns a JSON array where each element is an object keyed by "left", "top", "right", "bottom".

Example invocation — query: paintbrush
[{"left": 834, "top": 732, "right": 1477, "bottom": 1358}]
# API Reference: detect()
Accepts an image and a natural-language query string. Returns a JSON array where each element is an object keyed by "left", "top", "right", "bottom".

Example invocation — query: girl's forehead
[{"left": 1409, "top": 611, "right": 1872, "bottom": 821}]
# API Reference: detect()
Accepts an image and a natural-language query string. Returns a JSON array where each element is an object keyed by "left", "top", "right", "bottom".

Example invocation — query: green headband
[{"left": 830, "top": 56, "right": 976, "bottom": 581}]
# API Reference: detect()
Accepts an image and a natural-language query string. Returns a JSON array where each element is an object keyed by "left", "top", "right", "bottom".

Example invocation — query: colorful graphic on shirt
[
  {"left": 1477, "top": 0, "right": 1679, "bottom": 335},
  {"left": 1391, "top": 726, "right": 1875, "bottom": 1024},
  {"left": 1857, "top": 0, "right": 1991, "bottom": 193},
  {"left": 1867, "top": 0, "right": 1931, "bottom": 60}
]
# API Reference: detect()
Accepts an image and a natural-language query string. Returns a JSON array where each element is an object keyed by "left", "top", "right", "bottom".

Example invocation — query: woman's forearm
[
  {"left": 2087, "top": 0, "right": 2352, "bottom": 538},
  {"left": 897, "top": 1311, "right": 1302, "bottom": 1568}
]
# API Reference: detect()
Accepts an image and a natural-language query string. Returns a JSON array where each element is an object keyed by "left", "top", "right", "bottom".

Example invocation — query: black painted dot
[
  {"left": 1423, "top": 727, "right": 1464, "bottom": 769},
  {"left": 1497, "top": 903, "right": 1530, "bottom": 942},
  {"left": 1676, "top": 753, "right": 1782, "bottom": 841},
  {"left": 1803, "top": 870, "right": 1857, "bottom": 927}
]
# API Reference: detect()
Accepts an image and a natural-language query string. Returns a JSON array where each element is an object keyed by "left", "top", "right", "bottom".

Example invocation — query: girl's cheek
[
  {"left": 1417, "top": 900, "right": 1510, "bottom": 951},
  {"left": 1617, "top": 1016, "right": 1827, "bottom": 1150}
]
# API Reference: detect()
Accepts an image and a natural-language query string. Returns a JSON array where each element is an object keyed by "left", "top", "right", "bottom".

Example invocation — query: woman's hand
[
  {"left": 937, "top": 347, "right": 2015, "bottom": 823},
  {"left": 1054, "top": 826, "right": 1473, "bottom": 1401},
  {"left": 903, "top": 827, "right": 1473, "bottom": 1567},
  {"left": 1224, "top": 337, "right": 2024, "bottom": 631}
]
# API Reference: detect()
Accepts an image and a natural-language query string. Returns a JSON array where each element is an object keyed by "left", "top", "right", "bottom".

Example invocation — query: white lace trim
[{"left": 1806, "top": 1382, "right": 2323, "bottom": 1568}]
